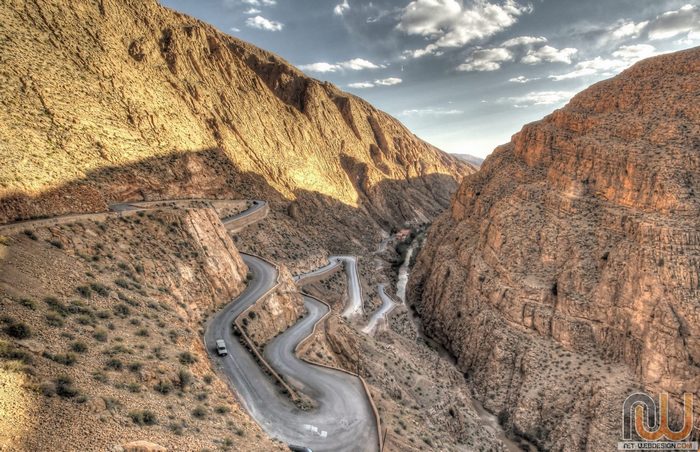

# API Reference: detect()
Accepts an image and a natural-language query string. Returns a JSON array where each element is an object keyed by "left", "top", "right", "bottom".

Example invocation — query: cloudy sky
[{"left": 160, "top": 0, "right": 700, "bottom": 158}]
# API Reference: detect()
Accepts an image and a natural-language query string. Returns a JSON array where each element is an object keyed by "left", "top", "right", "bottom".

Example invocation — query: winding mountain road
[
  {"left": 362, "top": 284, "right": 396, "bottom": 335},
  {"left": 205, "top": 207, "right": 378, "bottom": 452},
  {"left": 293, "top": 256, "right": 363, "bottom": 318},
  {"left": 1, "top": 199, "right": 379, "bottom": 450}
]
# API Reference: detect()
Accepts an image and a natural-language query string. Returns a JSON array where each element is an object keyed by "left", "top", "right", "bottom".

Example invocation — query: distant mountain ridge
[{"left": 451, "top": 153, "right": 484, "bottom": 168}]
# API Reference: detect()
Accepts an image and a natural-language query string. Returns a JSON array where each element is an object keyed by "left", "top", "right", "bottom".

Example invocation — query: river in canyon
[{"left": 389, "top": 233, "right": 538, "bottom": 452}]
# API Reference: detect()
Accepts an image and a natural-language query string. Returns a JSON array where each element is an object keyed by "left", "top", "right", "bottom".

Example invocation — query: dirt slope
[{"left": 0, "top": 206, "right": 295, "bottom": 451}]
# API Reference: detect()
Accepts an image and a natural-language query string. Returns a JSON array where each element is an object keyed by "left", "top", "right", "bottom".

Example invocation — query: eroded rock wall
[
  {"left": 242, "top": 266, "right": 305, "bottom": 346},
  {"left": 409, "top": 48, "right": 700, "bottom": 449},
  {"left": 0, "top": 0, "right": 469, "bottom": 230}
]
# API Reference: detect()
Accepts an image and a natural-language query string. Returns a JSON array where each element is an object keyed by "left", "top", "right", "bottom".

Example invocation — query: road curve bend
[
  {"left": 294, "top": 256, "right": 363, "bottom": 319},
  {"left": 205, "top": 209, "right": 378, "bottom": 451},
  {"left": 362, "top": 283, "right": 396, "bottom": 335}
]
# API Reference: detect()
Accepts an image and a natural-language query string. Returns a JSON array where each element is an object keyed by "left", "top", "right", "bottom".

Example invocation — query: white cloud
[
  {"left": 521, "top": 45, "right": 577, "bottom": 64},
  {"left": 398, "top": 0, "right": 531, "bottom": 55},
  {"left": 508, "top": 75, "right": 538, "bottom": 83},
  {"left": 299, "top": 62, "right": 341, "bottom": 73},
  {"left": 501, "top": 35, "right": 547, "bottom": 47},
  {"left": 348, "top": 82, "right": 375, "bottom": 89},
  {"left": 244, "top": 7, "right": 261, "bottom": 14},
  {"left": 398, "top": 0, "right": 462, "bottom": 36},
  {"left": 609, "top": 19, "right": 649, "bottom": 40},
  {"left": 648, "top": 4, "right": 700, "bottom": 40},
  {"left": 590, "top": 5, "right": 699, "bottom": 47},
  {"left": 549, "top": 44, "right": 657, "bottom": 81},
  {"left": 611, "top": 43, "right": 656, "bottom": 60},
  {"left": 241, "top": 0, "right": 276, "bottom": 5},
  {"left": 676, "top": 30, "right": 700, "bottom": 45},
  {"left": 348, "top": 77, "right": 403, "bottom": 89},
  {"left": 334, "top": 0, "right": 350, "bottom": 16},
  {"left": 223, "top": 0, "right": 275, "bottom": 8},
  {"left": 457, "top": 47, "right": 513, "bottom": 71},
  {"left": 506, "top": 90, "right": 575, "bottom": 106},
  {"left": 403, "top": 44, "right": 441, "bottom": 59},
  {"left": 230, "top": 27, "right": 241, "bottom": 33},
  {"left": 245, "top": 15, "right": 283, "bottom": 31},
  {"left": 374, "top": 77, "right": 403, "bottom": 86},
  {"left": 399, "top": 108, "right": 463, "bottom": 117},
  {"left": 548, "top": 57, "right": 622, "bottom": 80},
  {"left": 340, "top": 58, "right": 381, "bottom": 70},
  {"left": 601, "top": 5, "right": 700, "bottom": 43},
  {"left": 299, "top": 58, "right": 382, "bottom": 73}
]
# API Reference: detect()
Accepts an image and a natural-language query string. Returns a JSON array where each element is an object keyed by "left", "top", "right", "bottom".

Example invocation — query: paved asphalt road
[
  {"left": 293, "top": 257, "right": 342, "bottom": 284},
  {"left": 205, "top": 255, "right": 377, "bottom": 451},
  {"left": 362, "top": 283, "right": 396, "bottom": 335},
  {"left": 204, "top": 206, "right": 377, "bottom": 451},
  {"left": 335, "top": 256, "right": 364, "bottom": 318},
  {"left": 294, "top": 256, "right": 363, "bottom": 318},
  {"left": 111, "top": 199, "right": 266, "bottom": 226}
]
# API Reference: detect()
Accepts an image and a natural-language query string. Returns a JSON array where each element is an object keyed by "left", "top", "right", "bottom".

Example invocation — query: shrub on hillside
[
  {"left": 17, "top": 298, "right": 36, "bottom": 310},
  {"left": 129, "top": 410, "right": 157, "bottom": 426},
  {"left": 4, "top": 321, "right": 32, "bottom": 339},
  {"left": 192, "top": 406, "right": 207, "bottom": 419},
  {"left": 45, "top": 312, "right": 64, "bottom": 328},
  {"left": 178, "top": 351, "right": 197, "bottom": 365},
  {"left": 55, "top": 375, "right": 79, "bottom": 398},
  {"left": 43, "top": 352, "right": 77, "bottom": 366},
  {"left": 70, "top": 342, "right": 88, "bottom": 353},
  {"left": 154, "top": 380, "right": 173, "bottom": 394}
]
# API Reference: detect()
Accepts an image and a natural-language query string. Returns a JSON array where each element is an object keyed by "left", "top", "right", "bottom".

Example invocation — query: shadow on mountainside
[{"left": 0, "top": 148, "right": 460, "bottom": 253}]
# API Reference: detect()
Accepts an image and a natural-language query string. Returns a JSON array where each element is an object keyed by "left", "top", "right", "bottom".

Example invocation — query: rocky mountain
[
  {"left": 451, "top": 153, "right": 484, "bottom": 168},
  {"left": 0, "top": 0, "right": 468, "bottom": 241},
  {"left": 409, "top": 47, "right": 700, "bottom": 450}
]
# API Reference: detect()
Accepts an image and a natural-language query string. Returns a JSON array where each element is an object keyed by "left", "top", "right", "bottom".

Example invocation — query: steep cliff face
[
  {"left": 409, "top": 48, "right": 700, "bottom": 449},
  {"left": 0, "top": 0, "right": 467, "bottom": 231},
  {"left": 242, "top": 266, "right": 305, "bottom": 347}
]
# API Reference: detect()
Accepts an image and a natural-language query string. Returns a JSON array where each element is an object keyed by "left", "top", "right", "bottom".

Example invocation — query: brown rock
[
  {"left": 122, "top": 441, "right": 166, "bottom": 452},
  {"left": 409, "top": 47, "right": 700, "bottom": 449}
]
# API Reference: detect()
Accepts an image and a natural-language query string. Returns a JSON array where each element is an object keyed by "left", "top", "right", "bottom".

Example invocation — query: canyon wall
[
  {"left": 409, "top": 47, "right": 700, "bottom": 449},
  {"left": 242, "top": 266, "right": 305, "bottom": 346},
  {"left": 0, "top": 0, "right": 469, "bottom": 237}
]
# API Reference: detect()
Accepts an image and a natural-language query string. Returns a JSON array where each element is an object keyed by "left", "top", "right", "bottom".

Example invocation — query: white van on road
[{"left": 215, "top": 339, "right": 228, "bottom": 356}]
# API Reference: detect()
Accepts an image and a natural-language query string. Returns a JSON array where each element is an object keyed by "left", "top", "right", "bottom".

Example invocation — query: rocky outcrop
[
  {"left": 121, "top": 441, "right": 166, "bottom": 452},
  {"left": 0, "top": 0, "right": 469, "bottom": 234},
  {"left": 242, "top": 266, "right": 305, "bottom": 346},
  {"left": 409, "top": 48, "right": 700, "bottom": 449}
]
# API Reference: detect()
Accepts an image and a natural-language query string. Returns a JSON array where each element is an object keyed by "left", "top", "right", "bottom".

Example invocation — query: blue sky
[{"left": 160, "top": 0, "right": 700, "bottom": 158}]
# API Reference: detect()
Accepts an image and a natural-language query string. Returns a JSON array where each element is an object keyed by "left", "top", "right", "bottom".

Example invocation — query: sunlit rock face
[
  {"left": 0, "top": 0, "right": 469, "bottom": 227},
  {"left": 409, "top": 47, "right": 700, "bottom": 450}
]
